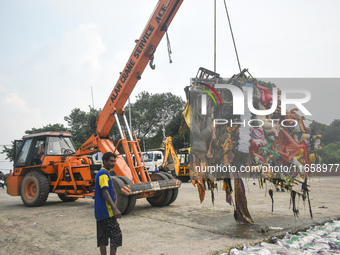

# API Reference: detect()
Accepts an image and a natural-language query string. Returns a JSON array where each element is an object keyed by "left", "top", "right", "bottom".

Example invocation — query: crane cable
[
  {"left": 166, "top": 31, "right": 173, "bottom": 64},
  {"left": 221, "top": 0, "right": 242, "bottom": 73}
]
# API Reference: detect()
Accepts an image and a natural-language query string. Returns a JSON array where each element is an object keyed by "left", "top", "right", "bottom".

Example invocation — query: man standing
[
  {"left": 0, "top": 171, "right": 4, "bottom": 189},
  {"left": 95, "top": 152, "right": 122, "bottom": 255}
]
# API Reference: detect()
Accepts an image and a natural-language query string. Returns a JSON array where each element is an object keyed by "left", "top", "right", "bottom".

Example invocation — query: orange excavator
[
  {"left": 6, "top": 0, "right": 183, "bottom": 214},
  {"left": 159, "top": 137, "right": 192, "bottom": 182}
]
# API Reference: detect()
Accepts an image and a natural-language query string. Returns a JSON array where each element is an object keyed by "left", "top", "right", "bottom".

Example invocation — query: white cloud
[
  {"left": 0, "top": 92, "right": 44, "bottom": 144},
  {"left": 59, "top": 23, "right": 106, "bottom": 75},
  {"left": 30, "top": 23, "right": 107, "bottom": 89},
  {"left": 0, "top": 74, "right": 9, "bottom": 93},
  {"left": 5, "top": 23, "right": 112, "bottom": 129}
]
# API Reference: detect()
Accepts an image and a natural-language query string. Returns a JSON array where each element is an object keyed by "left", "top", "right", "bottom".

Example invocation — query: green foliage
[
  {"left": 1, "top": 142, "right": 15, "bottom": 162},
  {"left": 144, "top": 128, "right": 164, "bottom": 150},
  {"left": 64, "top": 107, "right": 100, "bottom": 148},
  {"left": 165, "top": 112, "right": 190, "bottom": 149},
  {"left": 310, "top": 121, "right": 328, "bottom": 136},
  {"left": 125, "top": 92, "right": 188, "bottom": 151},
  {"left": 310, "top": 120, "right": 340, "bottom": 164},
  {"left": 320, "top": 120, "right": 340, "bottom": 145},
  {"left": 143, "top": 111, "right": 189, "bottom": 151},
  {"left": 126, "top": 91, "right": 185, "bottom": 139},
  {"left": 318, "top": 142, "right": 340, "bottom": 164},
  {"left": 25, "top": 123, "right": 67, "bottom": 134},
  {"left": 64, "top": 107, "right": 125, "bottom": 149}
]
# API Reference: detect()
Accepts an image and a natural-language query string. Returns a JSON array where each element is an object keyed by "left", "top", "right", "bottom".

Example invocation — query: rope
[
  {"left": 223, "top": 0, "right": 242, "bottom": 73},
  {"left": 166, "top": 31, "right": 172, "bottom": 64}
]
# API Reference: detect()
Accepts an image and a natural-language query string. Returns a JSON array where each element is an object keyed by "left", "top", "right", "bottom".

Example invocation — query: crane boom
[
  {"left": 97, "top": 0, "right": 182, "bottom": 138},
  {"left": 75, "top": 0, "right": 183, "bottom": 185}
]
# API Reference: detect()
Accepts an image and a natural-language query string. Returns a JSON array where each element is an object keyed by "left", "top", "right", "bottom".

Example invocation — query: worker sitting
[{"left": 35, "top": 147, "right": 45, "bottom": 164}]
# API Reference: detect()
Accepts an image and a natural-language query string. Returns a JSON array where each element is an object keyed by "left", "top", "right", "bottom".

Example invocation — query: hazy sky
[{"left": 1, "top": 0, "right": 339, "bottom": 173}]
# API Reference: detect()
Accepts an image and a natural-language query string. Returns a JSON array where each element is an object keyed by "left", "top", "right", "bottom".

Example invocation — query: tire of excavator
[{"left": 20, "top": 171, "right": 49, "bottom": 207}]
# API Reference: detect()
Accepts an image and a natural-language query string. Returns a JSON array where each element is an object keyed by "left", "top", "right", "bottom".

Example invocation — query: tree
[
  {"left": 1, "top": 123, "right": 68, "bottom": 162},
  {"left": 64, "top": 107, "right": 100, "bottom": 148},
  {"left": 309, "top": 119, "right": 340, "bottom": 164},
  {"left": 126, "top": 91, "right": 185, "bottom": 141},
  {"left": 25, "top": 123, "right": 67, "bottom": 134},
  {"left": 64, "top": 107, "right": 124, "bottom": 149},
  {"left": 142, "top": 109, "right": 189, "bottom": 150},
  {"left": 321, "top": 119, "right": 340, "bottom": 145},
  {"left": 165, "top": 111, "right": 190, "bottom": 149},
  {"left": 2, "top": 142, "right": 15, "bottom": 162},
  {"left": 318, "top": 142, "right": 340, "bottom": 164}
]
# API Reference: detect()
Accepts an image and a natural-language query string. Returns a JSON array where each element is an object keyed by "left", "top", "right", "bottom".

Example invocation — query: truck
[
  {"left": 6, "top": 0, "right": 184, "bottom": 214},
  {"left": 129, "top": 151, "right": 163, "bottom": 174},
  {"left": 141, "top": 150, "right": 164, "bottom": 174}
]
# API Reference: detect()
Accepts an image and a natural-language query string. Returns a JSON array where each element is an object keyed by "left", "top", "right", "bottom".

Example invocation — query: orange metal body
[
  {"left": 10, "top": 155, "right": 95, "bottom": 197},
  {"left": 7, "top": 175, "right": 24, "bottom": 196}
]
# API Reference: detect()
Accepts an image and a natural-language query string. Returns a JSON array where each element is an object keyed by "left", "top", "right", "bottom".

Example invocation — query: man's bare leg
[
  {"left": 100, "top": 246, "right": 106, "bottom": 255},
  {"left": 110, "top": 246, "right": 117, "bottom": 255}
]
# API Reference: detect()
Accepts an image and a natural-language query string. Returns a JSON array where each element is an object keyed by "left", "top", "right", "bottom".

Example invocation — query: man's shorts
[{"left": 97, "top": 217, "right": 122, "bottom": 247}]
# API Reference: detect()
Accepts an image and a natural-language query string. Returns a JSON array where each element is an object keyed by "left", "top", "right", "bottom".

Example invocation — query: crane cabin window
[
  {"left": 16, "top": 138, "right": 33, "bottom": 166},
  {"left": 46, "top": 136, "right": 76, "bottom": 155}
]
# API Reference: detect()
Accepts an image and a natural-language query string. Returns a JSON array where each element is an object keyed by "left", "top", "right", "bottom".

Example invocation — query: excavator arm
[{"left": 160, "top": 136, "right": 180, "bottom": 175}]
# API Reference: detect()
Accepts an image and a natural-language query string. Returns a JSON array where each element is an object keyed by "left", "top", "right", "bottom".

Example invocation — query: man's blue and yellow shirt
[{"left": 94, "top": 168, "right": 116, "bottom": 221}]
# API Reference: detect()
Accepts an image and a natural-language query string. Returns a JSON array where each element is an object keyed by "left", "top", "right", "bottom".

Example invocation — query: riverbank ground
[{"left": 0, "top": 176, "right": 339, "bottom": 255}]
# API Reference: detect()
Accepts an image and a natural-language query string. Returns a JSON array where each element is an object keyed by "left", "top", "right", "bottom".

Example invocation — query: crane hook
[
  {"left": 149, "top": 55, "right": 156, "bottom": 70},
  {"left": 148, "top": 44, "right": 156, "bottom": 70}
]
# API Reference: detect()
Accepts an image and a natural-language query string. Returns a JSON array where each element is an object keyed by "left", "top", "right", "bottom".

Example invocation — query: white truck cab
[
  {"left": 142, "top": 150, "right": 164, "bottom": 174},
  {"left": 125, "top": 150, "right": 165, "bottom": 174}
]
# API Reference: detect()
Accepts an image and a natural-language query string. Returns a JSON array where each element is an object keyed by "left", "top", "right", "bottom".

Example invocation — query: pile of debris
[{"left": 227, "top": 220, "right": 340, "bottom": 254}]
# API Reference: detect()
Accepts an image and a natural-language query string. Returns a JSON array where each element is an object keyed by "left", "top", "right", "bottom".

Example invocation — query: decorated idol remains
[{"left": 182, "top": 68, "right": 322, "bottom": 224}]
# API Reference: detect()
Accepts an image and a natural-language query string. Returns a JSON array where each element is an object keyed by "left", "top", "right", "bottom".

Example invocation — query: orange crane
[{"left": 7, "top": 0, "right": 183, "bottom": 214}]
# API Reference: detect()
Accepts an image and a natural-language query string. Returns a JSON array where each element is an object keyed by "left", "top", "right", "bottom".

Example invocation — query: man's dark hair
[{"left": 102, "top": 152, "right": 117, "bottom": 162}]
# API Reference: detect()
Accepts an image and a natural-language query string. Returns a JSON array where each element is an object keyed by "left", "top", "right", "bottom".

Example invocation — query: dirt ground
[{"left": 1, "top": 176, "right": 339, "bottom": 255}]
